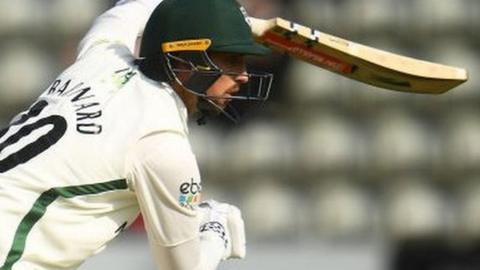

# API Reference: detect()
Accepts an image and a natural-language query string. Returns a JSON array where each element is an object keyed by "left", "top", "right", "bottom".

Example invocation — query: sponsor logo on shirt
[
  {"left": 179, "top": 178, "right": 202, "bottom": 206},
  {"left": 113, "top": 68, "right": 137, "bottom": 88}
]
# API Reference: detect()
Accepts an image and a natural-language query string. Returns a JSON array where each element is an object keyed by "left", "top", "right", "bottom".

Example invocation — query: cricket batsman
[{"left": 0, "top": 0, "right": 273, "bottom": 269}]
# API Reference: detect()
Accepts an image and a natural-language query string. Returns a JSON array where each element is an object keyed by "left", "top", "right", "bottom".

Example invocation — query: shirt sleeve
[
  {"left": 77, "top": 0, "right": 163, "bottom": 59},
  {"left": 126, "top": 131, "right": 225, "bottom": 270}
]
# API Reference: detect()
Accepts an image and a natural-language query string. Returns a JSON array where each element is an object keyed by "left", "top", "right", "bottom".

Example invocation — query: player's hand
[{"left": 196, "top": 200, "right": 246, "bottom": 260}]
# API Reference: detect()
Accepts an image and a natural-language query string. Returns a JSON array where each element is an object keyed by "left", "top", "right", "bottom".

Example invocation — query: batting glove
[{"left": 197, "top": 200, "right": 246, "bottom": 260}]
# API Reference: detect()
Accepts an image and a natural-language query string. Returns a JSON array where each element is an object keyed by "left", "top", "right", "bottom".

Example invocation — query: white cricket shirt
[{"left": 0, "top": 1, "right": 215, "bottom": 270}]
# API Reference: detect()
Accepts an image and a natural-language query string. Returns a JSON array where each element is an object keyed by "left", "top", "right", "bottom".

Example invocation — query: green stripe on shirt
[{"left": 0, "top": 179, "right": 128, "bottom": 270}]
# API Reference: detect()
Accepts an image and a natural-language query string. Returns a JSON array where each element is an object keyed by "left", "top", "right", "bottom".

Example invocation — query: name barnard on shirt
[{"left": 46, "top": 79, "right": 102, "bottom": 135}]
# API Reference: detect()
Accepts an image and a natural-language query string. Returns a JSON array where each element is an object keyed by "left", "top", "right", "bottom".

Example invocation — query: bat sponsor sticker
[{"left": 262, "top": 32, "right": 354, "bottom": 74}]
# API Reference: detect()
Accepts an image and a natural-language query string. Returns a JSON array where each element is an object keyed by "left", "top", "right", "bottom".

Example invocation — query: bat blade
[{"left": 250, "top": 17, "right": 468, "bottom": 94}]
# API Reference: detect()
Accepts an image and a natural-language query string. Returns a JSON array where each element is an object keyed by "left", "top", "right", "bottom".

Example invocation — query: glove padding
[{"left": 197, "top": 200, "right": 246, "bottom": 260}]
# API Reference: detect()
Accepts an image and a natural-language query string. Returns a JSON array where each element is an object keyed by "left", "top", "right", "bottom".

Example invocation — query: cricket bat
[{"left": 249, "top": 17, "right": 468, "bottom": 94}]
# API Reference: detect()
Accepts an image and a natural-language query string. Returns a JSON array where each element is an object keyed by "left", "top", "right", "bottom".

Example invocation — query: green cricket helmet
[
  {"left": 140, "top": 0, "right": 270, "bottom": 58},
  {"left": 138, "top": 0, "right": 273, "bottom": 124}
]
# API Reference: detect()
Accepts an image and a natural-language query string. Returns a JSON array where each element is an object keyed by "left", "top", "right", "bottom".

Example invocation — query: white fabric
[
  {"left": 197, "top": 200, "right": 247, "bottom": 260},
  {"left": 78, "top": 0, "right": 163, "bottom": 58},
  {"left": 127, "top": 132, "right": 201, "bottom": 247},
  {"left": 0, "top": 43, "right": 189, "bottom": 270},
  {"left": 152, "top": 233, "right": 225, "bottom": 270},
  {"left": 0, "top": 1, "right": 231, "bottom": 270}
]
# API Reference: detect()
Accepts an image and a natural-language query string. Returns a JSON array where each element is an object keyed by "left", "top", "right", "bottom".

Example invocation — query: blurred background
[{"left": 1, "top": 0, "right": 479, "bottom": 269}]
